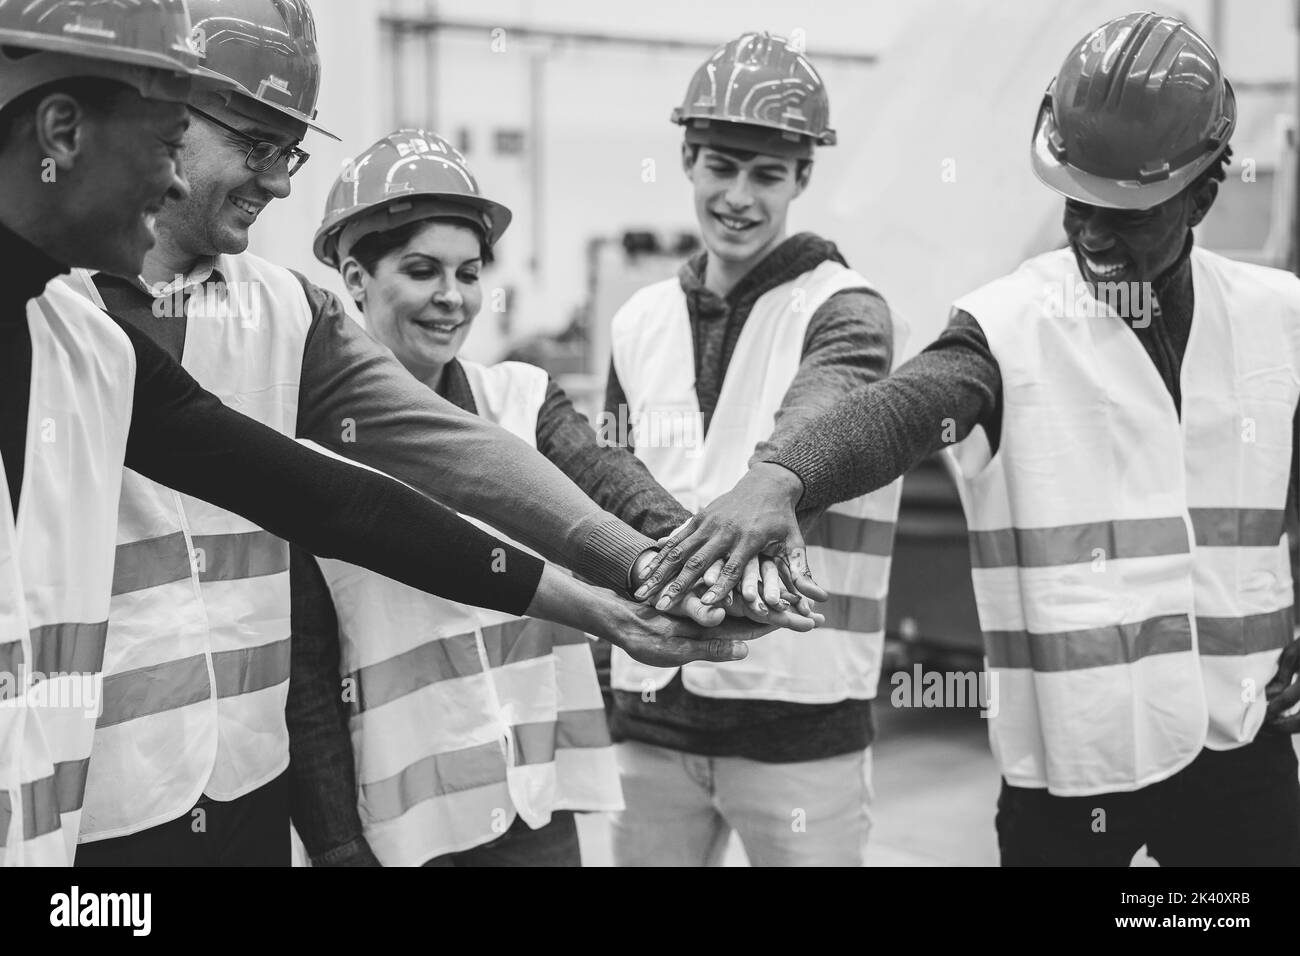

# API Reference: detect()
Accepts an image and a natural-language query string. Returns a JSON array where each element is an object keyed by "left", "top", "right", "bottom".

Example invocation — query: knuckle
[{"left": 683, "top": 553, "right": 708, "bottom": 572}]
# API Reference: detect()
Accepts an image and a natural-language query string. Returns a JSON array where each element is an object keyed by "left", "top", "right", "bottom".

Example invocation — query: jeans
[
  {"left": 996, "top": 729, "right": 1300, "bottom": 866},
  {"left": 611, "top": 740, "right": 873, "bottom": 866},
  {"left": 421, "top": 811, "right": 581, "bottom": 867},
  {"left": 75, "top": 772, "right": 290, "bottom": 867}
]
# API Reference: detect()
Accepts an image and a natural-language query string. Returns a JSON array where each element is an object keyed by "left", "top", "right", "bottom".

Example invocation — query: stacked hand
[{"left": 632, "top": 462, "right": 817, "bottom": 612}]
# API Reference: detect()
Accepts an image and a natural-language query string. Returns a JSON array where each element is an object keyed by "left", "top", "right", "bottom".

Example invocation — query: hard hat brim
[
  {"left": 0, "top": 29, "right": 240, "bottom": 93},
  {"left": 1029, "top": 87, "right": 1235, "bottom": 211},
  {"left": 193, "top": 66, "right": 340, "bottom": 140},
  {"left": 313, "top": 193, "right": 513, "bottom": 269}
]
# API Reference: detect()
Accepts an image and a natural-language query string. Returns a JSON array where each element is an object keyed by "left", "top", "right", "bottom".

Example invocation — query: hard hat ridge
[
  {"left": 673, "top": 30, "right": 835, "bottom": 159},
  {"left": 1031, "top": 11, "right": 1236, "bottom": 210}
]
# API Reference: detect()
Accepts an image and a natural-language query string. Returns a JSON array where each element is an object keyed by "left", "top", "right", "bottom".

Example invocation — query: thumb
[
  {"left": 785, "top": 538, "right": 829, "bottom": 602},
  {"left": 697, "top": 637, "right": 749, "bottom": 663}
]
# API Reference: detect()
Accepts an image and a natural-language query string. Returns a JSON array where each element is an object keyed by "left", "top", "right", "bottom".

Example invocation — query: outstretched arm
[
  {"left": 294, "top": 278, "right": 653, "bottom": 593},
  {"left": 638, "top": 309, "right": 1003, "bottom": 606},
  {"left": 117, "top": 318, "right": 764, "bottom": 662}
]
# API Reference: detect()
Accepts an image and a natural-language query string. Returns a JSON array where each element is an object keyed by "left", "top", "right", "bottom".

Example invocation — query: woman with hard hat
[{"left": 287, "top": 129, "right": 818, "bottom": 866}]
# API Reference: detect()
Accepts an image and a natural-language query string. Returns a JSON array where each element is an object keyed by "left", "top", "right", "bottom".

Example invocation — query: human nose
[
  {"left": 166, "top": 153, "right": 190, "bottom": 202},
  {"left": 724, "top": 174, "right": 755, "bottom": 210},
  {"left": 255, "top": 155, "right": 292, "bottom": 200},
  {"left": 1077, "top": 213, "right": 1117, "bottom": 253},
  {"left": 432, "top": 280, "right": 463, "bottom": 311}
]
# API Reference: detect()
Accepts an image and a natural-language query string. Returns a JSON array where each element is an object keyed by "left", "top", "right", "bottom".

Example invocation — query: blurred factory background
[{"left": 258, "top": 0, "right": 1296, "bottom": 371}]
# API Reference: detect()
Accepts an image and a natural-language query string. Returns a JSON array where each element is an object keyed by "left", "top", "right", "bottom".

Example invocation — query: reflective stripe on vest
[
  {"left": 66, "top": 253, "right": 313, "bottom": 842},
  {"left": 347, "top": 620, "right": 587, "bottom": 716},
  {"left": 0, "top": 283, "right": 134, "bottom": 865},
  {"left": 111, "top": 530, "right": 288, "bottom": 595},
  {"left": 609, "top": 259, "right": 906, "bottom": 703},
  {"left": 317, "top": 360, "right": 621, "bottom": 867},
  {"left": 1, "top": 622, "right": 109, "bottom": 697},
  {"left": 950, "top": 246, "right": 1300, "bottom": 795},
  {"left": 359, "top": 708, "right": 611, "bottom": 824}
]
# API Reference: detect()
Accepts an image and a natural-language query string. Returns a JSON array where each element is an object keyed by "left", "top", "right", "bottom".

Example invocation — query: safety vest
[
  {"left": 313, "top": 360, "right": 621, "bottom": 866},
  {"left": 0, "top": 283, "right": 135, "bottom": 865},
  {"left": 609, "top": 260, "right": 906, "bottom": 703},
  {"left": 62, "top": 253, "right": 312, "bottom": 840},
  {"left": 949, "top": 246, "right": 1300, "bottom": 796}
]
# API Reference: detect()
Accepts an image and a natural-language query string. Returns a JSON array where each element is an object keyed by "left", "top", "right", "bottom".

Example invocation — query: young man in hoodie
[{"left": 605, "top": 32, "right": 905, "bottom": 866}]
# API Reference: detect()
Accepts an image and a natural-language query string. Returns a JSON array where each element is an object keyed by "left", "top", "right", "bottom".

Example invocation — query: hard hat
[
  {"left": 0, "top": 0, "right": 233, "bottom": 110},
  {"left": 672, "top": 31, "right": 835, "bottom": 159},
  {"left": 313, "top": 129, "right": 513, "bottom": 269},
  {"left": 1031, "top": 11, "right": 1236, "bottom": 210},
  {"left": 187, "top": 0, "right": 338, "bottom": 139}
]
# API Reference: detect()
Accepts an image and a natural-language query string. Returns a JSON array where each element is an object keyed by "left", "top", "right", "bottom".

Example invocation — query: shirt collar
[{"left": 139, "top": 256, "right": 223, "bottom": 298}]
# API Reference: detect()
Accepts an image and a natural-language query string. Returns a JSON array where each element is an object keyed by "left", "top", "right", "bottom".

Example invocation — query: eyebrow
[
  {"left": 703, "top": 153, "right": 790, "bottom": 175},
  {"left": 399, "top": 252, "right": 482, "bottom": 265}
]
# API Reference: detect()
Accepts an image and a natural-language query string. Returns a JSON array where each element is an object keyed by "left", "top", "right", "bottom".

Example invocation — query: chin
[
  {"left": 96, "top": 240, "right": 150, "bottom": 278},
  {"left": 216, "top": 230, "right": 252, "bottom": 255}
]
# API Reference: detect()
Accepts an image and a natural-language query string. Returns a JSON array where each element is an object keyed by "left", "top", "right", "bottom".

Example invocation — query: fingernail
[
  {"left": 777, "top": 599, "right": 790, "bottom": 611},
  {"left": 701, "top": 591, "right": 717, "bottom": 605},
  {"left": 655, "top": 596, "right": 671, "bottom": 611},
  {"left": 634, "top": 585, "right": 649, "bottom": 600}
]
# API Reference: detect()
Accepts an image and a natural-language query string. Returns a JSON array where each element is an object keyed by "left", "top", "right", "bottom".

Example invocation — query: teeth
[
  {"left": 717, "top": 215, "right": 753, "bottom": 230},
  {"left": 230, "top": 198, "right": 259, "bottom": 215},
  {"left": 1085, "top": 257, "right": 1125, "bottom": 277}
]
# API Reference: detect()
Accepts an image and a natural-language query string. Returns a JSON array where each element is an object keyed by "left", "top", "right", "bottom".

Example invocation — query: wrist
[
  {"left": 582, "top": 587, "right": 632, "bottom": 649},
  {"left": 576, "top": 518, "right": 656, "bottom": 594},
  {"left": 749, "top": 461, "right": 804, "bottom": 507}
]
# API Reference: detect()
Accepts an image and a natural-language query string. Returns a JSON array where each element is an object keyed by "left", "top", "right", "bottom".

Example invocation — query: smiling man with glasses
[
  {"left": 188, "top": 104, "right": 311, "bottom": 177},
  {"left": 62, "top": 0, "right": 746, "bottom": 868}
]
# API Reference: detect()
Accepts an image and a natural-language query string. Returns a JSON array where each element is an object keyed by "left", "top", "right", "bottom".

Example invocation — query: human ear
[
  {"left": 32, "top": 93, "right": 88, "bottom": 173},
  {"left": 340, "top": 257, "right": 369, "bottom": 310}
]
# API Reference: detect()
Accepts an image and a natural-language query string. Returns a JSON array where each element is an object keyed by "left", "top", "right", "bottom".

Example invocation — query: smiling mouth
[
  {"left": 712, "top": 211, "right": 760, "bottom": 233},
  {"left": 412, "top": 317, "right": 462, "bottom": 334},
  {"left": 228, "top": 196, "right": 264, "bottom": 217},
  {"left": 1079, "top": 251, "right": 1131, "bottom": 280}
]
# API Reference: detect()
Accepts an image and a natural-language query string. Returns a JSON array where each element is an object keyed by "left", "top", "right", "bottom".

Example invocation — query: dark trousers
[
  {"left": 75, "top": 772, "right": 290, "bottom": 867},
  {"left": 421, "top": 811, "right": 580, "bottom": 867},
  {"left": 996, "top": 730, "right": 1300, "bottom": 866}
]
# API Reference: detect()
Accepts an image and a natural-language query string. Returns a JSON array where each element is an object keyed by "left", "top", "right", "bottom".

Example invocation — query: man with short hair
[
  {"left": 605, "top": 32, "right": 906, "bottom": 866},
  {"left": 68, "top": 0, "right": 754, "bottom": 866},
  {"left": 0, "top": 0, "right": 749, "bottom": 867},
  {"left": 642, "top": 13, "right": 1300, "bottom": 865}
]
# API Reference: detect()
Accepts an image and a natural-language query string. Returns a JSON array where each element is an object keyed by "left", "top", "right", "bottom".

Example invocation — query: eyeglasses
[{"left": 189, "top": 106, "right": 311, "bottom": 177}]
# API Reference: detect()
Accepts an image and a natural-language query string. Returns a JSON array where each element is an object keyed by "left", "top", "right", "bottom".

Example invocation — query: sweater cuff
[
  {"left": 576, "top": 518, "right": 656, "bottom": 594},
  {"left": 764, "top": 449, "right": 820, "bottom": 510},
  {"left": 311, "top": 836, "right": 382, "bottom": 867}
]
